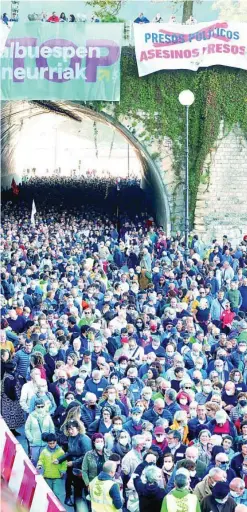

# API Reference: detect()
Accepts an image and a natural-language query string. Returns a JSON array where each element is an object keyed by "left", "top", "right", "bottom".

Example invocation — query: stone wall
[{"left": 194, "top": 122, "right": 247, "bottom": 245}]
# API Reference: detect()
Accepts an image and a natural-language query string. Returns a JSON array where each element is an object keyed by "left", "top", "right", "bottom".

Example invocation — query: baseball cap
[
  {"left": 212, "top": 482, "right": 229, "bottom": 499},
  {"left": 154, "top": 426, "right": 165, "bottom": 435}
]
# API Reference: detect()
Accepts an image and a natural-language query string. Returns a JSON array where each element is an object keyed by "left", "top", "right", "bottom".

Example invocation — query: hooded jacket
[{"left": 133, "top": 475, "right": 166, "bottom": 512}]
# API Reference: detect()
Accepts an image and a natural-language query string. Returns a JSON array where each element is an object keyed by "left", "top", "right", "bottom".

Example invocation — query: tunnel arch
[{"left": 1, "top": 100, "right": 171, "bottom": 232}]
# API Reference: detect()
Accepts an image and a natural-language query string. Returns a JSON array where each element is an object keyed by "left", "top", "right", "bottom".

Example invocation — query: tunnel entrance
[{"left": 1, "top": 101, "right": 171, "bottom": 230}]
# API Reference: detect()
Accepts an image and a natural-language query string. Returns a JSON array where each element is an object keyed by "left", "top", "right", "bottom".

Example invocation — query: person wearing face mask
[
  {"left": 229, "top": 370, "right": 247, "bottom": 394},
  {"left": 184, "top": 342, "right": 207, "bottom": 371},
  {"left": 123, "top": 406, "right": 144, "bottom": 437},
  {"left": 207, "top": 409, "right": 237, "bottom": 439},
  {"left": 221, "top": 381, "right": 237, "bottom": 413},
  {"left": 115, "top": 355, "right": 129, "bottom": 378},
  {"left": 44, "top": 341, "right": 65, "bottom": 382},
  {"left": 138, "top": 352, "right": 157, "bottom": 379},
  {"left": 162, "top": 453, "right": 175, "bottom": 486},
  {"left": 122, "top": 434, "right": 145, "bottom": 478},
  {"left": 201, "top": 481, "right": 236, "bottom": 512},
  {"left": 143, "top": 397, "right": 173, "bottom": 426},
  {"left": 209, "top": 452, "right": 236, "bottom": 484},
  {"left": 230, "top": 340, "right": 247, "bottom": 369},
  {"left": 229, "top": 477, "right": 247, "bottom": 504},
  {"left": 54, "top": 419, "right": 92, "bottom": 506},
  {"left": 37, "top": 433, "right": 67, "bottom": 496},
  {"left": 84, "top": 369, "right": 109, "bottom": 399},
  {"left": 29, "top": 378, "right": 56, "bottom": 414},
  {"left": 80, "top": 392, "right": 101, "bottom": 431},
  {"left": 53, "top": 392, "right": 77, "bottom": 431},
  {"left": 82, "top": 433, "right": 110, "bottom": 488},
  {"left": 112, "top": 429, "right": 131, "bottom": 459},
  {"left": 89, "top": 406, "right": 114, "bottom": 436},
  {"left": 99, "top": 386, "right": 125, "bottom": 417},
  {"left": 194, "top": 467, "right": 227, "bottom": 503},
  {"left": 72, "top": 377, "right": 85, "bottom": 404},
  {"left": 151, "top": 425, "right": 167, "bottom": 451},
  {"left": 195, "top": 379, "right": 213, "bottom": 405},
  {"left": 126, "top": 367, "right": 145, "bottom": 402},
  {"left": 177, "top": 391, "right": 191, "bottom": 413},
  {"left": 25, "top": 398, "right": 55, "bottom": 466},
  {"left": 50, "top": 370, "right": 72, "bottom": 407},
  {"left": 141, "top": 386, "right": 154, "bottom": 409}
]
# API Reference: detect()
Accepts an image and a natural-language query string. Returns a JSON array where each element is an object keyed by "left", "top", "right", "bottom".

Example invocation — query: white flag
[{"left": 31, "top": 200, "right": 37, "bottom": 226}]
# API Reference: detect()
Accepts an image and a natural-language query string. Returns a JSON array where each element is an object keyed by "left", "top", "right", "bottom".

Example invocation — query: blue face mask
[{"left": 220, "top": 462, "right": 229, "bottom": 471}]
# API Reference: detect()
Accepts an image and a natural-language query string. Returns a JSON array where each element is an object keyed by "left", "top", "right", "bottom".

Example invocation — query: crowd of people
[
  {"left": 7, "top": 177, "right": 146, "bottom": 220},
  {"left": 1, "top": 184, "right": 247, "bottom": 512},
  {"left": 1, "top": 10, "right": 198, "bottom": 25}
]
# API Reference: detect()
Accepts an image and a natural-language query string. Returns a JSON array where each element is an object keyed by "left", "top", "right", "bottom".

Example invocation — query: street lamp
[{"left": 178, "top": 89, "right": 195, "bottom": 261}]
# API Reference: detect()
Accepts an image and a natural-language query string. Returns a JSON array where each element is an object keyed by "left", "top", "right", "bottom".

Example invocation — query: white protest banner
[{"left": 134, "top": 20, "right": 247, "bottom": 76}]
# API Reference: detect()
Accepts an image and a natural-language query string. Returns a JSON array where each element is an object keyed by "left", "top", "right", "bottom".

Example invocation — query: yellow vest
[
  {"left": 166, "top": 493, "right": 198, "bottom": 512},
  {"left": 89, "top": 477, "right": 116, "bottom": 512}
]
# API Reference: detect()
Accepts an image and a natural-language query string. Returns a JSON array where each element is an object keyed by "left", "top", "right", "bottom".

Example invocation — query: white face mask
[
  {"left": 163, "top": 462, "right": 173, "bottom": 471},
  {"left": 180, "top": 398, "right": 188, "bottom": 405},
  {"left": 119, "top": 438, "right": 128, "bottom": 446},
  {"left": 95, "top": 442, "right": 104, "bottom": 451},
  {"left": 145, "top": 441, "right": 152, "bottom": 449},
  {"left": 189, "top": 470, "right": 196, "bottom": 477},
  {"left": 215, "top": 498, "right": 228, "bottom": 504},
  {"left": 230, "top": 491, "right": 239, "bottom": 498},
  {"left": 114, "top": 424, "right": 122, "bottom": 431},
  {"left": 203, "top": 386, "right": 211, "bottom": 393}
]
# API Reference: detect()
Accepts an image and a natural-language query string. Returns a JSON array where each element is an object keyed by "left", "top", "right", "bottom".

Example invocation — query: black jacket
[
  {"left": 201, "top": 495, "right": 236, "bottom": 512},
  {"left": 133, "top": 476, "right": 166, "bottom": 512}
]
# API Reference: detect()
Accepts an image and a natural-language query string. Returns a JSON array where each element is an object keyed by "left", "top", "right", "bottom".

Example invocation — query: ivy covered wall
[{"left": 95, "top": 48, "right": 247, "bottom": 223}]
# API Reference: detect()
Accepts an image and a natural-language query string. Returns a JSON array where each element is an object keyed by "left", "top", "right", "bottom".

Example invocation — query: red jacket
[
  {"left": 220, "top": 310, "right": 235, "bottom": 328},
  {"left": 47, "top": 15, "right": 59, "bottom": 22}
]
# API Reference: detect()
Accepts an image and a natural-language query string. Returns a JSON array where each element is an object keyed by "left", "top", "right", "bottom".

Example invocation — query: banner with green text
[{"left": 1, "top": 22, "right": 123, "bottom": 100}]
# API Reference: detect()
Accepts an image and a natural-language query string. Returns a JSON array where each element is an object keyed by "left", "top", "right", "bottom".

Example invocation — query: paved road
[{"left": 17, "top": 426, "right": 88, "bottom": 512}]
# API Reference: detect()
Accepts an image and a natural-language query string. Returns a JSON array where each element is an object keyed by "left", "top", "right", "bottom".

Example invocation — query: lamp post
[{"left": 178, "top": 89, "right": 195, "bottom": 261}]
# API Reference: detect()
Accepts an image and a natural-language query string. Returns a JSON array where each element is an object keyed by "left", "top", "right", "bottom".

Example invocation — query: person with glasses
[
  {"left": 25, "top": 398, "right": 55, "bottom": 466},
  {"left": 166, "top": 430, "right": 187, "bottom": 464}
]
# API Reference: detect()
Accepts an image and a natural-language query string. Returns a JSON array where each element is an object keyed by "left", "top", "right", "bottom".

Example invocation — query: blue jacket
[
  {"left": 123, "top": 419, "right": 145, "bottom": 437},
  {"left": 143, "top": 407, "right": 173, "bottom": 426},
  {"left": 207, "top": 419, "right": 237, "bottom": 438},
  {"left": 84, "top": 377, "right": 109, "bottom": 399}
]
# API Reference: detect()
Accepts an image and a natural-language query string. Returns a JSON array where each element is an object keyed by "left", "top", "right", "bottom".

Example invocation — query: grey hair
[
  {"left": 175, "top": 472, "right": 189, "bottom": 489},
  {"left": 208, "top": 467, "right": 225, "bottom": 478},
  {"left": 165, "top": 388, "right": 177, "bottom": 401},
  {"left": 103, "top": 461, "right": 117, "bottom": 475},
  {"left": 143, "top": 465, "right": 161, "bottom": 484},
  {"left": 132, "top": 435, "right": 145, "bottom": 448}
]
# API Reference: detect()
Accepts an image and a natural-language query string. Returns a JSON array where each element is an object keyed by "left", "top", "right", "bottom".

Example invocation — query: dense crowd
[{"left": 1, "top": 186, "right": 247, "bottom": 512}]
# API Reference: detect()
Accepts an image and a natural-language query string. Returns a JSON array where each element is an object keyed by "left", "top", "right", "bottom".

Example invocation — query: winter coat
[
  {"left": 81, "top": 404, "right": 101, "bottom": 431},
  {"left": 133, "top": 476, "right": 166, "bottom": 512},
  {"left": 194, "top": 475, "right": 216, "bottom": 502},
  {"left": 25, "top": 411, "right": 55, "bottom": 446},
  {"left": 58, "top": 433, "right": 92, "bottom": 468},
  {"left": 38, "top": 446, "right": 67, "bottom": 478},
  {"left": 82, "top": 449, "right": 110, "bottom": 485},
  {"left": 201, "top": 495, "right": 236, "bottom": 512}
]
